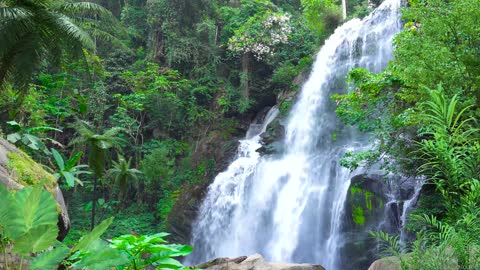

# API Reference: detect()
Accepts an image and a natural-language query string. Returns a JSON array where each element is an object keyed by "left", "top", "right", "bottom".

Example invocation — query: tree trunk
[
  {"left": 90, "top": 177, "right": 97, "bottom": 231},
  {"left": 241, "top": 53, "right": 250, "bottom": 100}
]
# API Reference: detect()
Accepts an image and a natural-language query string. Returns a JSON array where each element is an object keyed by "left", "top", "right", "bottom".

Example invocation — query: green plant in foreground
[
  {"left": 0, "top": 184, "right": 59, "bottom": 269},
  {"left": 0, "top": 184, "right": 129, "bottom": 270},
  {"left": 111, "top": 233, "right": 194, "bottom": 270}
]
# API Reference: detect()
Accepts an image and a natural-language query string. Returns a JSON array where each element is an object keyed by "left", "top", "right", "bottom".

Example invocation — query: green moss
[
  {"left": 279, "top": 100, "right": 293, "bottom": 115},
  {"left": 351, "top": 186, "right": 375, "bottom": 211},
  {"left": 7, "top": 151, "right": 56, "bottom": 190},
  {"left": 365, "top": 190, "right": 373, "bottom": 210},
  {"left": 350, "top": 186, "right": 362, "bottom": 196},
  {"left": 352, "top": 206, "right": 365, "bottom": 225}
]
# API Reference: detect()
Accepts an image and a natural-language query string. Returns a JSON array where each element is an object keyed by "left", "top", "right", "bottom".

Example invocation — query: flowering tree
[{"left": 227, "top": 12, "right": 293, "bottom": 61}]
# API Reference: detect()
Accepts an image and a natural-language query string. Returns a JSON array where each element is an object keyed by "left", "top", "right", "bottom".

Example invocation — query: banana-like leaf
[
  {"left": 6, "top": 120, "right": 21, "bottom": 130},
  {"left": 30, "top": 242, "right": 70, "bottom": 270},
  {"left": 6, "top": 132, "right": 21, "bottom": 143},
  {"left": 12, "top": 224, "right": 59, "bottom": 255},
  {"left": 72, "top": 217, "right": 114, "bottom": 253}
]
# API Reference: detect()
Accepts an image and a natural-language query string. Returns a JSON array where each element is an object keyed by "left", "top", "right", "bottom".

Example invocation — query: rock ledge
[{"left": 194, "top": 254, "right": 325, "bottom": 270}]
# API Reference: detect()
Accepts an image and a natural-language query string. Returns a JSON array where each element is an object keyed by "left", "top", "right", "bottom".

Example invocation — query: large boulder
[
  {"left": 0, "top": 138, "right": 70, "bottom": 240},
  {"left": 339, "top": 173, "right": 407, "bottom": 270},
  {"left": 343, "top": 174, "right": 390, "bottom": 230},
  {"left": 338, "top": 173, "right": 422, "bottom": 269},
  {"left": 367, "top": 257, "right": 401, "bottom": 270},
  {"left": 194, "top": 254, "right": 325, "bottom": 270}
]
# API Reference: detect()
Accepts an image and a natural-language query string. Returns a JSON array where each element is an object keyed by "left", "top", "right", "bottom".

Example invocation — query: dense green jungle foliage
[
  {"left": 334, "top": 0, "right": 480, "bottom": 268},
  {"left": 0, "top": 0, "right": 478, "bottom": 269},
  {"left": 0, "top": 0, "right": 367, "bottom": 268}
]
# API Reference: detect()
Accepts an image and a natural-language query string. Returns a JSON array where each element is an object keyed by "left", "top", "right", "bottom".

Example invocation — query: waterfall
[{"left": 188, "top": 1, "right": 402, "bottom": 269}]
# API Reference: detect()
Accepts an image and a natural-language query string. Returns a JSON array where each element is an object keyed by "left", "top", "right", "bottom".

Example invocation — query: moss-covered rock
[
  {"left": 0, "top": 138, "right": 70, "bottom": 240},
  {"left": 7, "top": 151, "right": 57, "bottom": 190},
  {"left": 339, "top": 174, "right": 390, "bottom": 270},
  {"left": 345, "top": 174, "right": 387, "bottom": 228}
]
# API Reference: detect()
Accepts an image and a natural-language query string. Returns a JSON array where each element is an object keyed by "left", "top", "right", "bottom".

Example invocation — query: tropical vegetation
[{"left": 0, "top": 0, "right": 478, "bottom": 269}]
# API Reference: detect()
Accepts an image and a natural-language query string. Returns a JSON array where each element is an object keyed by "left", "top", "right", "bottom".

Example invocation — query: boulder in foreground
[{"left": 194, "top": 254, "right": 325, "bottom": 270}]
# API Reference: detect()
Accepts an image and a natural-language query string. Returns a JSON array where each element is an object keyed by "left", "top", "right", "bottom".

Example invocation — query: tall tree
[
  {"left": 70, "top": 121, "right": 124, "bottom": 230},
  {"left": 0, "top": 0, "right": 113, "bottom": 90}
]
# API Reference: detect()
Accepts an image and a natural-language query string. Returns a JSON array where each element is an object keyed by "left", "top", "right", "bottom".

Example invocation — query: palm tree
[
  {"left": 70, "top": 120, "right": 125, "bottom": 230},
  {"left": 0, "top": 0, "right": 115, "bottom": 90},
  {"left": 108, "top": 154, "right": 142, "bottom": 202}
]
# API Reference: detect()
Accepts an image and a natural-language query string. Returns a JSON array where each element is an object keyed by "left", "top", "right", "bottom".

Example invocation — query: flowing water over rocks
[{"left": 188, "top": 1, "right": 405, "bottom": 269}]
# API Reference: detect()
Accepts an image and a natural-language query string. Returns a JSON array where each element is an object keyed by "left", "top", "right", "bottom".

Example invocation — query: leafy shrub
[{"left": 111, "top": 233, "right": 194, "bottom": 270}]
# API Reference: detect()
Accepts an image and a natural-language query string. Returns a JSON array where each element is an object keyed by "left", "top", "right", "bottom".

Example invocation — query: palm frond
[
  {"left": 0, "top": 6, "right": 31, "bottom": 21},
  {"left": 55, "top": 14, "right": 95, "bottom": 49},
  {"left": 58, "top": 2, "right": 112, "bottom": 19}
]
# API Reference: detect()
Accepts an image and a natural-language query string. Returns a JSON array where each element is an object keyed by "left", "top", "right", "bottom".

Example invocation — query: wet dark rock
[
  {"left": 339, "top": 173, "right": 416, "bottom": 270},
  {"left": 167, "top": 115, "right": 260, "bottom": 244}
]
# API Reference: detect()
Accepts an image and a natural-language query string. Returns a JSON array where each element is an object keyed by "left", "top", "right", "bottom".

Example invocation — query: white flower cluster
[
  {"left": 228, "top": 13, "right": 292, "bottom": 61},
  {"left": 265, "top": 14, "right": 292, "bottom": 45},
  {"left": 248, "top": 43, "right": 271, "bottom": 60},
  {"left": 263, "top": 14, "right": 291, "bottom": 27}
]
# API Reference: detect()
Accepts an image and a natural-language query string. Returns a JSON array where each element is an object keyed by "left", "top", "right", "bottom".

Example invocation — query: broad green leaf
[
  {"left": 6, "top": 132, "right": 21, "bottom": 143},
  {"left": 24, "top": 134, "right": 44, "bottom": 151},
  {"left": 155, "top": 257, "right": 184, "bottom": 269},
  {"left": 12, "top": 225, "right": 59, "bottom": 255},
  {"left": 64, "top": 172, "right": 75, "bottom": 187},
  {"left": 72, "top": 239, "right": 129, "bottom": 270},
  {"left": 6, "top": 120, "right": 20, "bottom": 128},
  {"left": 72, "top": 217, "right": 114, "bottom": 253},
  {"left": 3, "top": 186, "right": 58, "bottom": 240},
  {"left": 166, "top": 244, "right": 194, "bottom": 257},
  {"left": 30, "top": 242, "right": 70, "bottom": 270},
  {"left": 52, "top": 148, "right": 65, "bottom": 170},
  {"left": 0, "top": 185, "right": 14, "bottom": 224}
]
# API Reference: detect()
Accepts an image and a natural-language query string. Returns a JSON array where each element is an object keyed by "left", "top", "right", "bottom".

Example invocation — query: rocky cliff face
[
  {"left": 166, "top": 69, "right": 306, "bottom": 245},
  {"left": 0, "top": 139, "right": 70, "bottom": 240},
  {"left": 194, "top": 254, "right": 326, "bottom": 270},
  {"left": 165, "top": 118, "right": 250, "bottom": 244},
  {"left": 339, "top": 173, "right": 419, "bottom": 269}
]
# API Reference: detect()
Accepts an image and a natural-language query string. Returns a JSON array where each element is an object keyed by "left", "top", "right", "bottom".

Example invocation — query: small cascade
[{"left": 400, "top": 178, "right": 425, "bottom": 245}]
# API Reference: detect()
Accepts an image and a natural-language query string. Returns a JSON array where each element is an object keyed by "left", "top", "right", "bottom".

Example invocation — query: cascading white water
[{"left": 189, "top": 1, "right": 402, "bottom": 269}]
